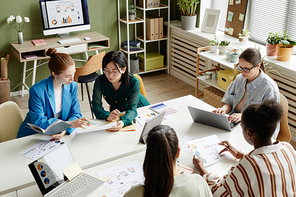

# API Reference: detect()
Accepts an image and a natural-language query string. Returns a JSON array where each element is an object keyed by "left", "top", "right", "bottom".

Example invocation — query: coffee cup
[{"left": 230, "top": 53, "right": 239, "bottom": 63}]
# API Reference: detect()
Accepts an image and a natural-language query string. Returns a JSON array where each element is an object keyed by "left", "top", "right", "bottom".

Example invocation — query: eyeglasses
[
  {"left": 236, "top": 64, "right": 257, "bottom": 73},
  {"left": 103, "top": 70, "right": 120, "bottom": 76}
]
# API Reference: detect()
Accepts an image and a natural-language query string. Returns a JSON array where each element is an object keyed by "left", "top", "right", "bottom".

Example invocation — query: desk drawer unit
[
  {"left": 170, "top": 26, "right": 208, "bottom": 92},
  {"left": 56, "top": 44, "right": 87, "bottom": 54}
]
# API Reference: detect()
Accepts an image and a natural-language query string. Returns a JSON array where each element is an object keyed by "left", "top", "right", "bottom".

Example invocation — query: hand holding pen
[{"left": 219, "top": 141, "right": 245, "bottom": 160}]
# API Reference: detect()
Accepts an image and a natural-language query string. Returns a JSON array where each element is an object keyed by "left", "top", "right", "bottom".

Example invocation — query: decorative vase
[
  {"left": 129, "top": 15, "right": 135, "bottom": 21},
  {"left": 18, "top": 32, "right": 23, "bottom": 44},
  {"left": 243, "top": 36, "right": 249, "bottom": 45},
  {"left": 210, "top": 45, "right": 218, "bottom": 53},
  {"left": 266, "top": 43, "right": 277, "bottom": 56},
  {"left": 181, "top": 15, "right": 196, "bottom": 30},
  {"left": 276, "top": 44, "right": 294, "bottom": 62}
]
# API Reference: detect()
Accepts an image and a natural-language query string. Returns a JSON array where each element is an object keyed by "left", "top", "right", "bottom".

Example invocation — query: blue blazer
[{"left": 17, "top": 76, "right": 82, "bottom": 138}]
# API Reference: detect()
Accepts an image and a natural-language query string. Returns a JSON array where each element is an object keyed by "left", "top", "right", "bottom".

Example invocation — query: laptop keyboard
[{"left": 49, "top": 173, "right": 99, "bottom": 197}]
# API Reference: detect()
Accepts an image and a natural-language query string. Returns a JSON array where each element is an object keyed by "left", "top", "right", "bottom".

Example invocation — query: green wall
[{"left": 0, "top": 0, "right": 198, "bottom": 92}]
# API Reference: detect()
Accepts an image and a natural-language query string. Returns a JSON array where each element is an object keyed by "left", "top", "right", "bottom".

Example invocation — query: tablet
[{"left": 139, "top": 111, "right": 165, "bottom": 144}]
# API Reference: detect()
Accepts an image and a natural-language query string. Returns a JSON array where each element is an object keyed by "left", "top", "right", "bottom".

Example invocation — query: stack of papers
[
  {"left": 75, "top": 121, "right": 117, "bottom": 134},
  {"left": 149, "top": 103, "right": 177, "bottom": 116}
]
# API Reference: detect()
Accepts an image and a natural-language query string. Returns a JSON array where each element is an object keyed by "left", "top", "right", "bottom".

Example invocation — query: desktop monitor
[{"left": 39, "top": 0, "right": 90, "bottom": 38}]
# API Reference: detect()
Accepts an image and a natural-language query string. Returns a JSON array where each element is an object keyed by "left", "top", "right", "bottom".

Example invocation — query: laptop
[
  {"left": 139, "top": 111, "right": 166, "bottom": 144},
  {"left": 28, "top": 144, "right": 104, "bottom": 197},
  {"left": 187, "top": 106, "right": 239, "bottom": 131}
]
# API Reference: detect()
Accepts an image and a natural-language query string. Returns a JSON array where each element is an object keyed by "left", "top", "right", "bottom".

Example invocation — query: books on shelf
[
  {"left": 27, "top": 120, "right": 72, "bottom": 136},
  {"left": 123, "top": 40, "right": 140, "bottom": 47},
  {"left": 123, "top": 46, "right": 141, "bottom": 51},
  {"left": 22, "top": 53, "right": 38, "bottom": 59},
  {"left": 31, "top": 39, "right": 47, "bottom": 46},
  {"left": 149, "top": 103, "right": 177, "bottom": 116}
]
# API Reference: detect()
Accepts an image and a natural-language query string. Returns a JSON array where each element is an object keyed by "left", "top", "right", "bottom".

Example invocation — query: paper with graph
[{"left": 188, "top": 135, "right": 226, "bottom": 167}]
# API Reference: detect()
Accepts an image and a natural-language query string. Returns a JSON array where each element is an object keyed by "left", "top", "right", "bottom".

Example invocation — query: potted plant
[
  {"left": 238, "top": 29, "right": 250, "bottom": 45},
  {"left": 266, "top": 32, "right": 279, "bottom": 56},
  {"left": 219, "top": 40, "right": 230, "bottom": 55},
  {"left": 128, "top": 5, "right": 136, "bottom": 21},
  {"left": 207, "top": 35, "right": 219, "bottom": 53},
  {"left": 177, "top": 0, "right": 200, "bottom": 30},
  {"left": 275, "top": 31, "right": 296, "bottom": 61}
]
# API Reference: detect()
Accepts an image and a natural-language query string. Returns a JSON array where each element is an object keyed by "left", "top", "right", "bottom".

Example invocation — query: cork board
[{"left": 224, "top": 0, "right": 249, "bottom": 38}]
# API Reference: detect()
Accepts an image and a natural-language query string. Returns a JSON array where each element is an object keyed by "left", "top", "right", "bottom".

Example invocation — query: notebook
[
  {"left": 139, "top": 111, "right": 165, "bottom": 144},
  {"left": 28, "top": 144, "right": 104, "bottom": 197},
  {"left": 187, "top": 106, "right": 239, "bottom": 132}
]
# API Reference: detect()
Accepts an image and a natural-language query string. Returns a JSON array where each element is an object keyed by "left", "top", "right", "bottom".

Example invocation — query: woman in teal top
[{"left": 92, "top": 51, "right": 150, "bottom": 131}]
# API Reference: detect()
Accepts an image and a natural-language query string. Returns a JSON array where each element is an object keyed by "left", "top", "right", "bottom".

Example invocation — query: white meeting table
[{"left": 0, "top": 95, "right": 253, "bottom": 196}]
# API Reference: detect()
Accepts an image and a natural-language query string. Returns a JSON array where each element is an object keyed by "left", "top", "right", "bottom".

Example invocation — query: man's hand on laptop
[
  {"left": 212, "top": 104, "right": 231, "bottom": 115},
  {"left": 228, "top": 113, "right": 242, "bottom": 123}
]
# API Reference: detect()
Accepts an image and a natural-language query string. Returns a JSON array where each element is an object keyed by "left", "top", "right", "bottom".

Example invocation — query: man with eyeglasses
[{"left": 212, "top": 48, "right": 280, "bottom": 139}]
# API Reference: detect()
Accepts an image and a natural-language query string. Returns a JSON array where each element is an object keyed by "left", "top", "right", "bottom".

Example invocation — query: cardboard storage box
[
  {"left": 203, "top": 86, "right": 224, "bottom": 108},
  {"left": 138, "top": 0, "right": 159, "bottom": 8},
  {"left": 138, "top": 52, "right": 164, "bottom": 71},
  {"left": 0, "top": 79, "right": 10, "bottom": 104},
  {"left": 218, "top": 69, "right": 235, "bottom": 91}
]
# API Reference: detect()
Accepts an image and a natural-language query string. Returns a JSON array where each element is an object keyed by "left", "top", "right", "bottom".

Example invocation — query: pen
[{"left": 85, "top": 120, "right": 95, "bottom": 125}]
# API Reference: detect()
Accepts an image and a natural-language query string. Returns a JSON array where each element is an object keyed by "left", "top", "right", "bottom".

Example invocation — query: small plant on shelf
[
  {"left": 219, "top": 40, "right": 230, "bottom": 46},
  {"left": 128, "top": 5, "right": 136, "bottom": 21},
  {"left": 266, "top": 32, "right": 279, "bottom": 56},
  {"left": 238, "top": 29, "right": 251, "bottom": 38},
  {"left": 275, "top": 31, "right": 296, "bottom": 61},
  {"left": 177, "top": 0, "right": 200, "bottom": 16},
  {"left": 207, "top": 35, "right": 219, "bottom": 53},
  {"left": 276, "top": 31, "right": 296, "bottom": 48}
]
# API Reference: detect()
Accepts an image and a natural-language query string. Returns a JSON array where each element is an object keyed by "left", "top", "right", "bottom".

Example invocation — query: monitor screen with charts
[
  {"left": 187, "top": 106, "right": 239, "bottom": 132},
  {"left": 28, "top": 144, "right": 103, "bottom": 197},
  {"left": 139, "top": 111, "right": 166, "bottom": 144}
]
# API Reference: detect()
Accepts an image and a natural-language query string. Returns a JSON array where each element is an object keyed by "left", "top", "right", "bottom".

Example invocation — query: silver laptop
[
  {"left": 29, "top": 144, "right": 104, "bottom": 197},
  {"left": 187, "top": 106, "right": 239, "bottom": 131},
  {"left": 139, "top": 111, "right": 166, "bottom": 144}
]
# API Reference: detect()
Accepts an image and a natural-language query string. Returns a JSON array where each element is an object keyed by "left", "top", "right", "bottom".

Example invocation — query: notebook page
[{"left": 43, "top": 144, "right": 75, "bottom": 180}]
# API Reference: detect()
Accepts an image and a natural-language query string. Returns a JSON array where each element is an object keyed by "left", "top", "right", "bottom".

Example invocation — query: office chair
[
  {"left": 276, "top": 93, "right": 291, "bottom": 142},
  {"left": 74, "top": 51, "right": 106, "bottom": 119},
  {"left": 0, "top": 101, "right": 24, "bottom": 142}
]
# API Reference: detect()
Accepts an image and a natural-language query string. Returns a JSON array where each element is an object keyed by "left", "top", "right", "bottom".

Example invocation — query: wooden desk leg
[
  {"left": 32, "top": 60, "right": 37, "bottom": 86},
  {"left": 21, "top": 62, "right": 27, "bottom": 97}
]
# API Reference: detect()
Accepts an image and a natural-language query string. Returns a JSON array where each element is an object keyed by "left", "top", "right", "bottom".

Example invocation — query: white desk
[
  {"left": 0, "top": 95, "right": 253, "bottom": 196},
  {"left": 10, "top": 31, "right": 110, "bottom": 97}
]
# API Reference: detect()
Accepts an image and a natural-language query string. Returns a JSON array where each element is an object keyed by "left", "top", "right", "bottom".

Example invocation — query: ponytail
[{"left": 143, "top": 125, "right": 178, "bottom": 197}]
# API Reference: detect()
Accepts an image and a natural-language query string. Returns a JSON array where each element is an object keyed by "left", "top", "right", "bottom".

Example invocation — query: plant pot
[
  {"left": 266, "top": 43, "right": 277, "bottom": 56},
  {"left": 210, "top": 45, "right": 218, "bottom": 53},
  {"left": 130, "top": 57, "right": 139, "bottom": 74},
  {"left": 219, "top": 45, "right": 229, "bottom": 55},
  {"left": 243, "top": 36, "right": 249, "bottom": 45},
  {"left": 129, "top": 14, "right": 135, "bottom": 21},
  {"left": 276, "top": 44, "right": 294, "bottom": 61},
  {"left": 181, "top": 15, "right": 196, "bottom": 30}
]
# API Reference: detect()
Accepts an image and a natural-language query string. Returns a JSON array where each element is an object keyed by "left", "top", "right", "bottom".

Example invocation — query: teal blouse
[{"left": 92, "top": 74, "right": 150, "bottom": 126}]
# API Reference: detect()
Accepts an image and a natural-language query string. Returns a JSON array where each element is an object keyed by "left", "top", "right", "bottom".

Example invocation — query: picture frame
[{"left": 201, "top": 8, "right": 221, "bottom": 34}]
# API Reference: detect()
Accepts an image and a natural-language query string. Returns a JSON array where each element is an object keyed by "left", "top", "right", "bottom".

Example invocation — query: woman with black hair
[
  {"left": 213, "top": 48, "right": 280, "bottom": 138},
  {"left": 125, "top": 125, "right": 212, "bottom": 197},
  {"left": 194, "top": 99, "right": 296, "bottom": 196},
  {"left": 92, "top": 51, "right": 150, "bottom": 131}
]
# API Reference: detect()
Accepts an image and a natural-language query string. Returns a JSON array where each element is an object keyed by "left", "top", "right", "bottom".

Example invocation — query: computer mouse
[{"left": 84, "top": 37, "right": 90, "bottom": 41}]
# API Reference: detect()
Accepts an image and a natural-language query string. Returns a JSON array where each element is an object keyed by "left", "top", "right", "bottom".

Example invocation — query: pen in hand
[{"left": 85, "top": 120, "right": 95, "bottom": 125}]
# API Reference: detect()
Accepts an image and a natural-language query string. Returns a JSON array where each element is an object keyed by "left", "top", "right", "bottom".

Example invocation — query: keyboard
[
  {"left": 58, "top": 38, "right": 81, "bottom": 44},
  {"left": 47, "top": 173, "right": 103, "bottom": 197}
]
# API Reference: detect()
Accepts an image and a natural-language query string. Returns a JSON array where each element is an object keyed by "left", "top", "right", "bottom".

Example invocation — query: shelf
[
  {"left": 136, "top": 4, "right": 169, "bottom": 11},
  {"left": 197, "top": 75, "right": 225, "bottom": 92},
  {"left": 119, "top": 17, "right": 144, "bottom": 24},
  {"left": 120, "top": 48, "right": 144, "bottom": 54},
  {"left": 137, "top": 66, "right": 169, "bottom": 74},
  {"left": 136, "top": 36, "right": 168, "bottom": 43}
]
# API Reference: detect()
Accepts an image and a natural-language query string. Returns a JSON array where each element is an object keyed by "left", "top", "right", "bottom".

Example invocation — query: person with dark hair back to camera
[
  {"left": 213, "top": 48, "right": 280, "bottom": 139},
  {"left": 92, "top": 51, "right": 150, "bottom": 131},
  {"left": 194, "top": 99, "right": 296, "bottom": 196},
  {"left": 124, "top": 125, "right": 213, "bottom": 197},
  {"left": 17, "top": 48, "right": 91, "bottom": 139}
]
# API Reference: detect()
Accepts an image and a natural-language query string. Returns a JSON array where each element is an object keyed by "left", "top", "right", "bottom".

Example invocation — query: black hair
[
  {"left": 143, "top": 125, "right": 178, "bottom": 197},
  {"left": 239, "top": 48, "right": 266, "bottom": 73},
  {"left": 101, "top": 51, "right": 129, "bottom": 86},
  {"left": 242, "top": 99, "right": 283, "bottom": 141}
]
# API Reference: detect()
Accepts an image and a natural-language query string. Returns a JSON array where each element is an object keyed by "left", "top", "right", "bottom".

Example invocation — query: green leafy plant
[
  {"left": 275, "top": 31, "right": 296, "bottom": 48},
  {"left": 219, "top": 40, "right": 230, "bottom": 46},
  {"left": 176, "top": 0, "right": 199, "bottom": 16},
  {"left": 238, "top": 29, "right": 251, "bottom": 38},
  {"left": 266, "top": 32, "right": 279, "bottom": 45},
  {"left": 128, "top": 5, "right": 136, "bottom": 15},
  {"left": 207, "top": 35, "right": 219, "bottom": 46}
]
